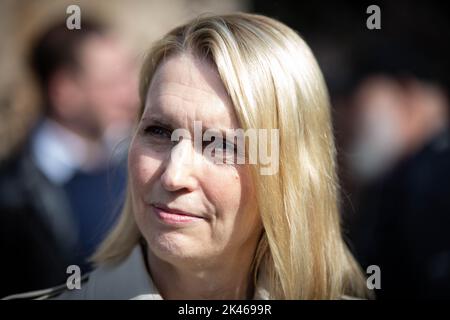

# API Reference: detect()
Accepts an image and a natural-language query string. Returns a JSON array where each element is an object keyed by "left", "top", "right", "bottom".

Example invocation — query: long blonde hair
[{"left": 92, "top": 12, "right": 369, "bottom": 299}]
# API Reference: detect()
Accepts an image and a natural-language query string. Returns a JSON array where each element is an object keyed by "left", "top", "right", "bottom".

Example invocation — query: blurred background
[{"left": 0, "top": 0, "right": 448, "bottom": 299}]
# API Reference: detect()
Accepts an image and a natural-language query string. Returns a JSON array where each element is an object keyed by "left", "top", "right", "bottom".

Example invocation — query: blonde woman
[{"left": 9, "top": 12, "right": 369, "bottom": 300}]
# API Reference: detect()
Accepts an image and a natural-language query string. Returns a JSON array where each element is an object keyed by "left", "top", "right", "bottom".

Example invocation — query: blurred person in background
[
  {"left": 347, "top": 47, "right": 450, "bottom": 298},
  {"left": 250, "top": 0, "right": 450, "bottom": 299},
  {"left": 0, "top": 19, "right": 139, "bottom": 297},
  {"left": 349, "top": 75, "right": 448, "bottom": 184}
]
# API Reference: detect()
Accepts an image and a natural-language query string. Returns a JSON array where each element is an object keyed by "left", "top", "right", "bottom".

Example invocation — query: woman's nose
[{"left": 160, "top": 140, "right": 199, "bottom": 192}]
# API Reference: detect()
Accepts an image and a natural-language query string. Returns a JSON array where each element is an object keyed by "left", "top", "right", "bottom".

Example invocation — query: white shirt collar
[
  {"left": 31, "top": 119, "right": 113, "bottom": 185},
  {"left": 31, "top": 119, "right": 91, "bottom": 185}
]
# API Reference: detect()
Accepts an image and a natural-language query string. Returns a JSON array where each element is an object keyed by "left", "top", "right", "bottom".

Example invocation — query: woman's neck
[{"left": 146, "top": 246, "right": 257, "bottom": 300}]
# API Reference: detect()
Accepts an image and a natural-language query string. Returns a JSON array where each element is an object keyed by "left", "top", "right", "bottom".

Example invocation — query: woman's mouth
[{"left": 151, "top": 204, "right": 205, "bottom": 225}]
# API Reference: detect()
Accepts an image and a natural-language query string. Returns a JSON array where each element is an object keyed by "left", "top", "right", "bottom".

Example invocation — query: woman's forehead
[
  {"left": 143, "top": 54, "right": 239, "bottom": 129},
  {"left": 149, "top": 54, "right": 229, "bottom": 101}
]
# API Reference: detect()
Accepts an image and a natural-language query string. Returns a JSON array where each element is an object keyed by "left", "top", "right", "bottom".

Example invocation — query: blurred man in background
[
  {"left": 250, "top": 0, "right": 450, "bottom": 299},
  {"left": 0, "top": 20, "right": 139, "bottom": 297},
  {"left": 347, "top": 51, "right": 450, "bottom": 298},
  {"left": 349, "top": 76, "right": 448, "bottom": 184}
]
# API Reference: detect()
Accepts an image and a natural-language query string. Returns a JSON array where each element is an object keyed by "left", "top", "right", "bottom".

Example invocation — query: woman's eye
[
  {"left": 203, "top": 138, "right": 235, "bottom": 152},
  {"left": 143, "top": 125, "right": 172, "bottom": 140},
  {"left": 222, "top": 140, "right": 237, "bottom": 153}
]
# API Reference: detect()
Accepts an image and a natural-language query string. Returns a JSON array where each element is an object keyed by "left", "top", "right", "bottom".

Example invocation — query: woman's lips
[{"left": 151, "top": 204, "right": 205, "bottom": 225}]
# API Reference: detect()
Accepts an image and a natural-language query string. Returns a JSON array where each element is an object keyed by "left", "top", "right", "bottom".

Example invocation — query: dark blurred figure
[
  {"left": 251, "top": 0, "right": 450, "bottom": 299},
  {"left": 0, "top": 20, "right": 139, "bottom": 297},
  {"left": 348, "top": 63, "right": 450, "bottom": 298},
  {"left": 349, "top": 76, "right": 448, "bottom": 183}
]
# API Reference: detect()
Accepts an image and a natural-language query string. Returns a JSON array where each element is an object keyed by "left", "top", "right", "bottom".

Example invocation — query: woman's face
[{"left": 129, "top": 54, "right": 262, "bottom": 266}]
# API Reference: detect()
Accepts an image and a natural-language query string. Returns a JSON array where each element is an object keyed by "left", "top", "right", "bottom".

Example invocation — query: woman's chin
[{"left": 148, "top": 232, "right": 206, "bottom": 262}]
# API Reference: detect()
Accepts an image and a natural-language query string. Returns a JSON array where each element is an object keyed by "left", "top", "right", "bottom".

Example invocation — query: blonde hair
[{"left": 92, "top": 12, "right": 369, "bottom": 299}]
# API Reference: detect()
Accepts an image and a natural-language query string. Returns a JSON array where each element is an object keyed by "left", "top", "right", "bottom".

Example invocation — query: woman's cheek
[
  {"left": 205, "top": 166, "right": 243, "bottom": 217},
  {"left": 128, "top": 143, "right": 161, "bottom": 204},
  {"left": 129, "top": 140, "right": 159, "bottom": 177}
]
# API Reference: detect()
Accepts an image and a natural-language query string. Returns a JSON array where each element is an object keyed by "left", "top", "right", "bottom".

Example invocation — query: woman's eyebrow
[
  {"left": 142, "top": 114, "right": 236, "bottom": 137},
  {"left": 202, "top": 127, "right": 229, "bottom": 137},
  {"left": 141, "top": 116, "right": 175, "bottom": 129}
]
